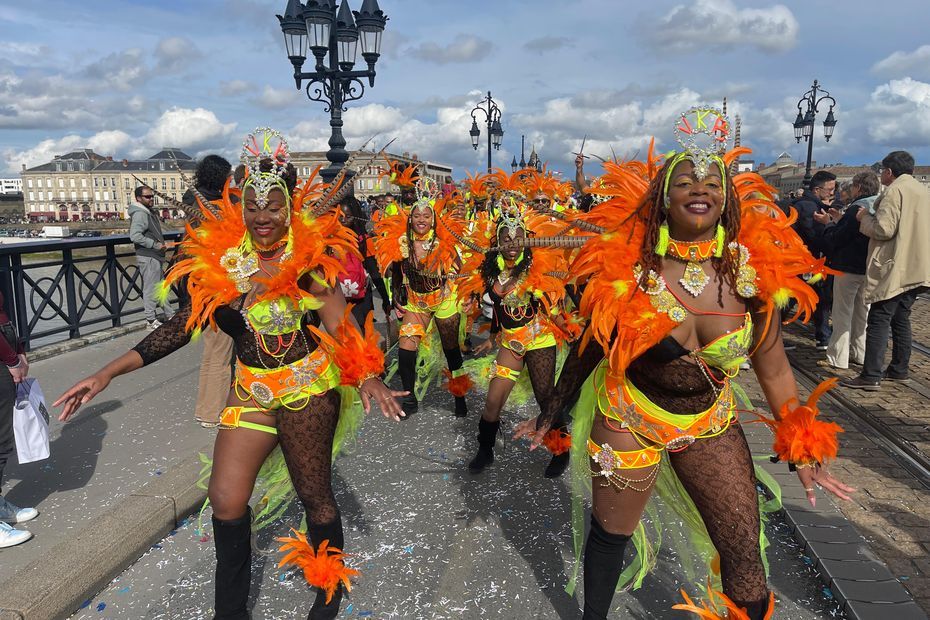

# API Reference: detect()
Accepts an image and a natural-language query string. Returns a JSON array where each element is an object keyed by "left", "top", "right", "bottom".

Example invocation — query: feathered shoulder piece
[
  {"left": 372, "top": 196, "right": 466, "bottom": 276},
  {"left": 380, "top": 158, "right": 419, "bottom": 189},
  {"left": 571, "top": 142, "right": 674, "bottom": 375},
  {"left": 165, "top": 173, "right": 358, "bottom": 333},
  {"left": 734, "top": 168, "right": 833, "bottom": 326},
  {"left": 463, "top": 171, "right": 490, "bottom": 200}
]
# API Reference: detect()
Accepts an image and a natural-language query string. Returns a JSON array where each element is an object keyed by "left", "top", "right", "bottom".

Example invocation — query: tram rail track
[{"left": 788, "top": 357, "right": 930, "bottom": 491}]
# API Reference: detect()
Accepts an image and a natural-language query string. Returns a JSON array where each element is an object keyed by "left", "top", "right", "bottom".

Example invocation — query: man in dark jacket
[
  {"left": 814, "top": 171, "right": 879, "bottom": 369},
  {"left": 793, "top": 170, "right": 837, "bottom": 348}
]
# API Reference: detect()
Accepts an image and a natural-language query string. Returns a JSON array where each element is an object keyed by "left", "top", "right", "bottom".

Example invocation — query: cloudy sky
[{"left": 2, "top": 0, "right": 930, "bottom": 179}]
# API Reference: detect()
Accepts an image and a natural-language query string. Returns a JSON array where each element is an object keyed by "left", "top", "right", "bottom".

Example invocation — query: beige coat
[{"left": 859, "top": 173, "right": 930, "bottom": 303}]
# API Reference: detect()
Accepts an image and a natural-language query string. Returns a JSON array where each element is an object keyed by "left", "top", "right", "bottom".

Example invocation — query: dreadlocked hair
[
  {"left": 633, "top": 157, "right": 743, "bottom": 306},
  {"left": 481, "top": 247, "right": 534, "bottom": 289}
]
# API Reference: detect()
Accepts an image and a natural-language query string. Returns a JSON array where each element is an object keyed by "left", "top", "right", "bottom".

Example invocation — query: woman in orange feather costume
[
  {"left": 55, "top": 129, "right": 405, "bottom": 620},
  {"left": 514, "top": 108, "right": 854, "bottom": 619},
  {"left": 373, "top": 161, "right": 472, "bottom": 418},
  {"left": 457, "top": 171, "right": 584, "bottom": 479}
]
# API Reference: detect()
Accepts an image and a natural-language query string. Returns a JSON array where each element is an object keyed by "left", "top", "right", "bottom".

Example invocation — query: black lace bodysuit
[{"left": 131, "top": 300, "right": 321, "bottom": 368}]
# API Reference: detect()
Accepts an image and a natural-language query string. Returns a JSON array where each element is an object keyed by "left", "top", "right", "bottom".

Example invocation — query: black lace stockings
[
  {"left": 276, "top": 390, "right": 342, "bottom": 527},
  {"left": 523, "top": 346, "right": 557, "bottom": 415},
  {"left": 591, "top": 422, "right": 767, "bottom": 606},
  {"left": 667, "top": 423, "right": 767, "bottom": 605}
]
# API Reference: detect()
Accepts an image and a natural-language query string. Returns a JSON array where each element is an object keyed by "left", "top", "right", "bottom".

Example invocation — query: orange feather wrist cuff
[
  {"left": 772, "top": 378, "right": 843, "bottom": 466},
  {"left": 542, "top": 429, "right": 572, "bottom": 455},
  {"left": 309, "top": 306, "right": 384, "bottom": 389}
]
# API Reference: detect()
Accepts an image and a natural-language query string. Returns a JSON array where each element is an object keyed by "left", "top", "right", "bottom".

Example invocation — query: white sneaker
[
  {"left": 0, "top": 496, "right": 38, "bottom": 523},
  {"left": 147, "top": 319, "right": 163, "bottom": 331},
  {"left": 0, "top": 521, "right": 32, "bottom": 548}
]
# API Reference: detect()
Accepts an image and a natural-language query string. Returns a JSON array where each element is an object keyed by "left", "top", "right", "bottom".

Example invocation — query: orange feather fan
[
  {"left": 307, "top": 306, "right": 385, "bottom": 388},
  {"left": 673, "top": 584, "right": 774, "bottom": 619},
  {"left": 463, "top": 171, "right": 490, "bottom": 200},
  {"left": 380, "top": 158, "right": 419, "bottom": 189},
  {"left": 542, "top": 429, "right": 572, "bottom": 455},
  {"left": 772, "top": 377, "right": 843, "bottom": 465},
  {"left": 277, "top": 530, "right": 359, "bottom": 604}
]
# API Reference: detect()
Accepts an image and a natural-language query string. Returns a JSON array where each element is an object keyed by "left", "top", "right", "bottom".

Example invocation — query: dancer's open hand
[
  {"left": 360, "top": 377, "right": 408, "bottom": 421},
  {"left": 797, "top": 464, "right": 856, "bottom": 507},
  {"left": 472, "top": 339, "right": 494, "bottom": 356},
  {"left": 55, "top": 372, "right": 111, "bottom": 422},
  {"left": 513, "top": 415, "right": 548, "bottom": 450}
]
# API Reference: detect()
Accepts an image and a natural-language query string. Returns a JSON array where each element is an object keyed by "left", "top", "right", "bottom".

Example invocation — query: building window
[
  {"left": 59, "top": 191, "right": 65, "bottom": 199},
  {"left": 94, "top": 191, "right": 100, "bottom": 201},
  {"left": 58, "top": 178, "right": 64, "bottom": 188},
  {"left": 94, "top": 177, "right": 99, "bottom": 187},
  {"left": 170, "top": 178, "right": 176, "bottom": 190},
  {"left": 103, "top": 191, "right": 109, "bottom": 200},
  {"left": 124, "top": 178, "right": 130, "bottom": 190},
  {"left": 67, "top": 162, "right": 74, "bottom": 172},
  {"left": 38, "top": 191, "right": 44, "bottom": 200},
  {"left": 47, "top": 178, "right": 52, "bottom": 188},
  {"left": 71, "top": 191, "right": 77, "bottom": 200},
  {"left": 69, "top": 178, "right": 75, "bottom": 188},
  {"left": 82, "top": 191, "right": 88, "bottom": 199},
  {"left": 28, "top": 191, "right": 34, "bottom": 201},
  {"left": 81, "top": 179, "right": 87, "bottom": 188},
  {"left": 37, "top": 179, "right": 43, "bottom": 188},
  {"left": 111, "top": 177, "right": 116, "bottom": 187},
  {"left": 161, "top": 178, "right": 167, "bottom": 191}
]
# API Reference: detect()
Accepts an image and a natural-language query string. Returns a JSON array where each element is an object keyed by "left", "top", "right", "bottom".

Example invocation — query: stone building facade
[{"left": 20, "top": 148, "right": 196, "bottom": 222}]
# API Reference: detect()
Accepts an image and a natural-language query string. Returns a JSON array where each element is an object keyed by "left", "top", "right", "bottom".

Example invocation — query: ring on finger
[{"left": 804, "top": 487, "right": 816, "bottom": 492}]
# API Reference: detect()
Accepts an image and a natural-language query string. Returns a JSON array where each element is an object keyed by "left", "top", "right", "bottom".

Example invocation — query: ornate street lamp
[
  {"left": 792, "top": 79, "right": 837, "bottom": 187},
  {"left": 277, "top": 0, "right": 388, "bottom": 182},
  {"left": 469, "top": 91, "right": 503, "bottom": 173}
]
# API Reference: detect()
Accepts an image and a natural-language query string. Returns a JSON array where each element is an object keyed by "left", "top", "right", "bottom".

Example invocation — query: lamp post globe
[{"left": 279, "top": 0, "right": 389, "bottom": 182}]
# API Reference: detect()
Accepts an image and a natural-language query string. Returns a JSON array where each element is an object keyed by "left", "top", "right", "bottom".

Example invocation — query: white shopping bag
[{"left": 13, "top": 378, "right": 50, "bottom": 464}]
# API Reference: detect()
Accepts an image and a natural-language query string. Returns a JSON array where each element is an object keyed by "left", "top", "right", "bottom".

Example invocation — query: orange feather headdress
[{"left": 380, "top": 158, "right": 420, "bottom": 189}]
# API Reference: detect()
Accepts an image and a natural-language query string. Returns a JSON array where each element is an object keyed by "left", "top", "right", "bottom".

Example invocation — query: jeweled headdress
[
  {"left": 663, "top": 107, "right": 730, "bottom": 210},
  {"left": 240, "top": 127, "right": 292, "bottom": 221}
]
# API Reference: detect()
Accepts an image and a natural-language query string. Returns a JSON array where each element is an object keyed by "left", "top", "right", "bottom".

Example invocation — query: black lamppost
[
  {"left": 469, "top": 91, "right": 503, "bottom": 173},
  {"left": 278, "top": 0, "right": 388, "bottom": 182},
  {"left": 792, "top": 79, "right": 837, "bottom": 188}
]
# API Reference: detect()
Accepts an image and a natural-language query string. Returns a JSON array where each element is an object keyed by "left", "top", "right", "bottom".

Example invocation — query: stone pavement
[
  {"left": 783, "top": 296, "right": 930, "bottom": 613},
  {"left": 0, "top": 327, "right": 212, "bottom": 618},
  {"left": 69, "top": 396, "right": 840, "bottom": 620},
  {"left": 1, "top": 315, "right": 924, "bottom": 618}
]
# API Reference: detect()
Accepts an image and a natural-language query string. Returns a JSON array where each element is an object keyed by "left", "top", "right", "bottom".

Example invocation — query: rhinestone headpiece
[
  {"left": 240, "top": 127, "right": 291, "bottom": 213},
  {"left": 495, "top": 195, "right": 527, "bottom": 241},
  {"left": 673, "top": 107, "right": 730, "bottom": 180}
]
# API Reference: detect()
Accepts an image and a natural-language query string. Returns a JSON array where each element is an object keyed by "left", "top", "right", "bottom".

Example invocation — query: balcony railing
[{"left": 0, "top": 233, "right": 181, "bottom": 351}]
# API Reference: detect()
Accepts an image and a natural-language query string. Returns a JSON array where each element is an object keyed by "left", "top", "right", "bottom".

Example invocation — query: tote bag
[{"left": 13, "top": 378, "right": 50, "bottom": 463}]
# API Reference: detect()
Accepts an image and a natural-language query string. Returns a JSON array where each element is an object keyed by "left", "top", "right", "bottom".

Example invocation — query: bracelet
[
  {"left": 6, "top": 358, "right": 22, "bottom": 369},
  {"left": 356, "top": 372, "right": 379, "bottom": 390}
]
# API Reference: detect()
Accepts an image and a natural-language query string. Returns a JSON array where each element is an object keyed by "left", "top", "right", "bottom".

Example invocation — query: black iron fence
[{"left": 0, "top": 233, "right": 181, "bottom": 351}]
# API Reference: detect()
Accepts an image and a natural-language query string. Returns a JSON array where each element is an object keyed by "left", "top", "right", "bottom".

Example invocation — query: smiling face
[
  {"left": 531, "top": 192, "right": 551, "bottom": 210},
  {"left": 243, "top": 186, "right": 288, "bottom": 247},
  {"left": 665, "top": 159, "right": 724, "bottom": 240},
  {"left": 410, "top": 207, "right": 434, "bottom": 236},
  {"left": 498, "top": 226, "right": 525, "bottom": 262}
]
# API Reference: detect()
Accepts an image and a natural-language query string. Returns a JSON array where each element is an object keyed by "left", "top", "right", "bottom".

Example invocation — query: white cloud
[
  {"left": 523, "top": 36, "right": 573, "bottom": 53},
  {"left": 155, "top": 36, "right": 201, "bottom": 70},
  {"left": 407, "top": 34, "right": 493, "bottom": 64},
  {"left": 142, "top": 107, "right": 237, "bottom": 154},
  {"left": 872, "top": 45, "right": 930, "bottom": 78},
  {"left": 251, "top": 85, "right": 301, "bottom": 109},
  {"left": 219, "top": 79, "right": 253, "bottom": 96},
  {"left": 866, "top": 78, "right": 930, "bottom": 146},
  {"left": 646, "top": 0, "right": 799, "bottom": 54},
  {"left": 2, "top": 131, "right": 129, "bottom": 173}
]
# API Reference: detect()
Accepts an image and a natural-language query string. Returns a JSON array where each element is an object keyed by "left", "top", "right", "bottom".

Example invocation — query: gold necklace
[{"left": 667, "top": 237, "right": 716, "bottom": 297}]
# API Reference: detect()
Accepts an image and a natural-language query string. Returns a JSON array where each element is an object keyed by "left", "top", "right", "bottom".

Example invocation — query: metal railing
[{"left": 0, "top": 233, "right": 181, "bottom": 351}]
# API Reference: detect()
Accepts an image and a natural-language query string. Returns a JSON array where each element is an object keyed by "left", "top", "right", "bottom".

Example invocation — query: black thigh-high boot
[
  {"left": 398, "top": 348, "right": 418, "bottom": 417},
  {"left": 582, "top": 516, "right": 630, "bottom": 620},
  {"left": 306, "top": 515, "right": 346, "bottom": 620},
  {"left": 467, "top": 417, "right": 500, "bottom": 474},
  {"left": 442, "top": 346, "right": 468, "bottom": 417},
  {"left": 212, "top": 509, "right": 252, "bottom": 620},
  {"left": 731, "top": 596, "right": 772, "bottom": 620}
]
